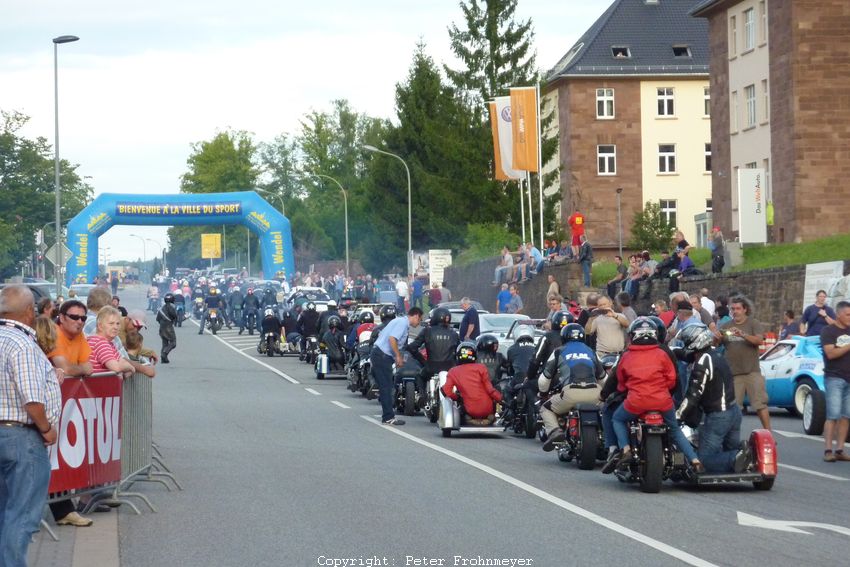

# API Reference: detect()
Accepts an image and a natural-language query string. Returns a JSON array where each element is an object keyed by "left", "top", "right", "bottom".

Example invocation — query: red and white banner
[{"left": 47, "top": 375, "right": 123, "bottom": 493}]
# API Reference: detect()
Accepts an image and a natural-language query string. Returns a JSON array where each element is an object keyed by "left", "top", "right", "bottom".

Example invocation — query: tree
[{"left": 628, "top": 201, "right": 676, "bottom": 253}]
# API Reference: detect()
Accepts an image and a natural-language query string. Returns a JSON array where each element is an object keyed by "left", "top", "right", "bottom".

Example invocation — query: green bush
[
  {"left": 455, "top": 223, "right": 520, "bottom": 265},
  {"left": 628, "top": 201, "right": 676, "bottom": 253}
]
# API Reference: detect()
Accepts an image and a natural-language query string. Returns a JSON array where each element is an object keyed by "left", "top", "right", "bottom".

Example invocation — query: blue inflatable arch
[{"left": 65, "top": 191, "right": 295, "bottom": 285}]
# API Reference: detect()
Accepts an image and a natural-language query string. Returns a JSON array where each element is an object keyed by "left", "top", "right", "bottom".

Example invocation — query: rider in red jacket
[{"left": 441, "top": 341, "right": 502, "bottom": 421}]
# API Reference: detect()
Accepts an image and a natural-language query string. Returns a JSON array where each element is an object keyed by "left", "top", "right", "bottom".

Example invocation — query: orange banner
[
  {"left": 510, "top": 87, "right": 539, "bottom": 172},
  {"left": 488, "top": 102, "right": 509, "bottom": 181}
]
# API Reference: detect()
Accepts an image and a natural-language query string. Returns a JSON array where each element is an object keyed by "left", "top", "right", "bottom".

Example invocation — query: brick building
[
  {"left": 544, "top": 0, "right": 712, "bottom": 249},
  {"left": 692, "top": 0, "right": 850, "bottom": 243}
]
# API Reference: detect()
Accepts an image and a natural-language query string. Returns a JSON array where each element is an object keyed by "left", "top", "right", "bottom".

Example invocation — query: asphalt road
[{"left": 113, "top": 287, "right": 850, "bottom": 567}]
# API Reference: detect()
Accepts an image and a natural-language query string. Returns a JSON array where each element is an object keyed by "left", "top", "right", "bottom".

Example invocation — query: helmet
[
  {"left": 430, "top": 307, "right": 451, "bottom": 327},
  {"left": 174, "top": 289, "right": 183, "bottom": 296},
  {"left": 210, "top": 287, "right": 218, "bottom": 295},
  {"left": 647, "top": 316, "right": 668, "bottom": 344},
  {"left": 264, "top": 308, "right": 274, "bottom": 317},
  {"left": 551, "top": 310, "right": 575, "bottom": 331},
  {"left": 247, "top": 288, "right": 254, "bottom": 295},
  {"left": 283, "top": 310, "right": 293, "bottom": 319},
  {"left": 327, "top": 300, "right": 337, "bottom": 309},
  {"left": 358, "top": 311, "right": 375, "bottom": 324},
  {"left": 232, "top": 286, "right": 240, "bottom": 293},
  {"left": 561, "top": 323, "right": 585, "bottom": 343},
  {"left": 476, "top": 334, "right": 499, "bottom": 354},
  {"left": 164, "top": 293, "right": 175, "bottom": 303},
  {"left": 327, "top": 315, "right": 342, "bottom": 330},
  {"left": 379, "top": 304, "right": 397, "bottom": 323},
  {"left": 306, "top": 301, "right": 317, "bottom": 312},
  {"left": 514, "top": 326, "right": 535, "bottom": 345},
  {"left": 628, "top": 317, "right": 659, "bottom": 345},
  {"left": 456, "top": 341, "right": 477, "bottom": 364},
  {"left": 678, "top": 323, "right": 714, "bottom": 353}
]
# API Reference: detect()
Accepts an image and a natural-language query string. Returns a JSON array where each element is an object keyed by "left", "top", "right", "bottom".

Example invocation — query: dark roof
[
  {"left": 690, "top": 0, "right": 731, "bottom": 17},
  {"left": 546, "top": 0, "right": 709, "bottom": 83}
]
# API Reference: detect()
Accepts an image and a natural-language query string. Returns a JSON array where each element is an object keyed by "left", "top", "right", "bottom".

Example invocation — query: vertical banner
[
  {"left": 737, "top": 169, "right": 767, "bottom": 244},
  {"left": 510, "top": 87, "right": 539, "bottom": 172},
  {"left": 494, "top": 97, "right": 523, "bottom": 179},
  {"left": 488, "top": 102, "right": 509, "bottom": 181},
  {"left": 201, "top": 233, "right": 222, "bottom": 259}
]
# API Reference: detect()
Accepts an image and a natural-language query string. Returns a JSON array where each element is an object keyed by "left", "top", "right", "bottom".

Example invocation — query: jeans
[
  {"left": 581, "top": 260, "right": 592, "bottom": 287},
  {"left": 698, "top": 405, "right": 742, "bottom": 473},
  {"left": 0, "top": 427, "right": 51, "bottom": 567},
  {"left": 602, "top": 402, "right": 618, "bottom": 449},
  {"left": 825, "top": 376, "right": 850, "bottom": 420},
  {"left": 611, "top": 405, "right": 698, "bottom": 463},
  {"left": 371, "top": 348, "right": 396, "bottom": 422},
  {"left": 397, "top": 296, "right": 407, "bottom": 314},
  {"left": 412, "top": 295, "right": 424, "bottom": 310}
]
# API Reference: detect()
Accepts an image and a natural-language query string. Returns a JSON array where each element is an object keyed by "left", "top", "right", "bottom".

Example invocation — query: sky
[{"left": 0, "top": 0, "right": 609, "bottom": 265}]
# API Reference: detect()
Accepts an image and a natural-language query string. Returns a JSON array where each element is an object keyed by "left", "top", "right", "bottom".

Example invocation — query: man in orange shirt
[{"left": 568, "top": 209, "right": 585, "bottom": 257}]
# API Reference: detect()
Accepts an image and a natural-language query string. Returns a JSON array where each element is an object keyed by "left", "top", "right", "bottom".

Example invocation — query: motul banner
[
  {"left": 47, "top": 375, "right": 123, "bottom": 493},
  {"left": 510, "top": 87, "right": 539, "bottom": 172}
]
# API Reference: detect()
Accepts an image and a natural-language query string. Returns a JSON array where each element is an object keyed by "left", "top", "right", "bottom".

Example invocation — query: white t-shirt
[
  {"left": 700, "top": 296, "right": 716, "bottom": 317},
  {"left": 396, "top": 280, "right": 409, "bottom": 299}
]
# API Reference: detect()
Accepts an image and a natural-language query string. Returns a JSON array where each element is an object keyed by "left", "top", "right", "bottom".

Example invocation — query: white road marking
[
  {"left": 361, "top": 416, "right": 717, "bottom": 567},
  {"left": 305, "top": 388, "right": 321, "bottom": 396},
  {"left": 738, "top": 511, "right": 850, "bottom": 536},
  {"left": 239, "top": 346, "right": 257, "bottom": 351},
  {"left": 331, "top": 401, "right": 350, "bottom": 409},
  {"left": 189, "top": 319, "right": 299, "bottom": 384},
  {"left": 777, "top": 463, "right": 849, "bottom": 481},
  {"left": 774, "top": 429, "right": 822, "bottom": 442}
]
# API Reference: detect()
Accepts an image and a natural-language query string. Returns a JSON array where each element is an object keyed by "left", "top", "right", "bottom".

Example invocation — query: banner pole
[
  {"left": 519, "top": 178, "right": 526, "bottom": 244},
  {"left": 526, "top": 171, "right": 534, "bottom": 247},
  {"left": 536, "top": 84, "right": 544, "bottom": 250}
]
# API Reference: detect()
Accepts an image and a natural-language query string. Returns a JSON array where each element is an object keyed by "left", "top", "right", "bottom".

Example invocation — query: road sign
[
  {"left": 201, "top": 234, "right": 222, "bottom": 259},
  {"left": 44, "top": 243, "right": 74, "bottom": 265}
]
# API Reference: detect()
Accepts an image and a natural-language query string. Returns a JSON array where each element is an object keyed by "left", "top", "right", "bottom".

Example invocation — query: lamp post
[
  {"left": 256, "top": 188, "right": 285, "bottom": 216},
  {"left": 312, "top": 173, "right": 349, "bottom": 277},
  {"left": 616, "top": 187, "right": 624, "bottom": 258},
  {"left": 146, "top": 238, "right": 164, "bottom": 275},
  {"left": 53, "top": 34, "right": 79, "bottom": 295},
  {"left": 362, "top": 144, "right": 411, "bottom": 275},
  {"left": 129, "top": 234, "right": 146, "bottom": 282}
]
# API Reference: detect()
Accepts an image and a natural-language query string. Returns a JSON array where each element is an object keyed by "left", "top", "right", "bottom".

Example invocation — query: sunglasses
[{"left": 63, "top": 313, "right": 86, "bottom": 321}]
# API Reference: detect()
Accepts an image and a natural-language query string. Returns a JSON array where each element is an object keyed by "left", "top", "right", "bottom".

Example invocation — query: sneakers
[
  {"left": 56, "top": 511, "right": 93, "bottom": 527},
  {"left": 542, "top": 430, "right": 565, "bottom": 452},
  {"left": 824, "top": 450, "right": 837, "bottom": 462},
  {"left": 382, "top": 417, "right": 405, "bottom": 426},
  {"left": 835, "top": 451, "right": 850, "bottom": 462}
]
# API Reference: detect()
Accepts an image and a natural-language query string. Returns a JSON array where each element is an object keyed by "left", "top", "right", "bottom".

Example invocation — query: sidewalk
[{"left": 28, "top": 509, "right": 119, "bottom": 567}]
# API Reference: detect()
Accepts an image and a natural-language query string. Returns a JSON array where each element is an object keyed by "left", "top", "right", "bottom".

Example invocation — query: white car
[
  {"left": 478, "top": 313, "right": 531, "bottom": 355},
  {"left": 286, "top": 286, "right": 331, "bottom": 313}
]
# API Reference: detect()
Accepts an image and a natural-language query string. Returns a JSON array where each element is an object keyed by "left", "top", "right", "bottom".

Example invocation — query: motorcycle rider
[
  {"left": 241, "top": 287, "right": 261, "bottom": 335},
  {"left": 503, "top": 326, "right": 538, "bottom": 415},
  {"left": 229, "top": 286, "right": 244, "bottom": 328},
  {"left": 198, "top": 286, "right": 224, "bottom": 335},
  {"left": 321, "top": 314, "right": 347, "bottom": 371},
  {"left": 441, "top": 341, "right": 503, "bottom": 425},
  {"left": 318, "top": 300, "right": 340, "bottom": 337},
  {"left": 260, "top": 308, "right": 283, "bottom": 353},
  {"left": 602, "top": 317, "right": 704, "bottom": 474},
  {"left": 476, "top": 334, "right": 507, "bottom": 389},
  {"left": 156, "top": 292, "right": 179, "bottom": 363},
  {"left": 405, "top": 307, "right": 459, "bottom": 404},
  {"left": 261, "top": 285, "right": 277, "bottom": 310},
  {"left": 676, "top": 324, "right": 751, "bottom": 473},
  {"left": 295, "top": 301, "right": 321, "bottom": 360},
  {"left": 348, "top": 310, "right": 376, "bottom": 349},
  {"left": 538, "top": 323, "right": 606, "bottom": 451},
  {"left": 173, "top": 289, "right": 186, "bottom": 323},
  {"left": 281, "top": 310, "right": 299, "bottom": 349},
  {"left": 369, "top": 304, "right": 398, "bottom": 349},
  {"left": 147, "top": 283, "right": 160, "bottom": 312},
  {"left": 527, "top": 311, "right": 574, "bottom": 381}
]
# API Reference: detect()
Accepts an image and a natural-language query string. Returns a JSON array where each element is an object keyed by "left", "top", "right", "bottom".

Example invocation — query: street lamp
[
  {"left": 615, "top": 187, "right": 624, "bottom": 258},
  {"left": 53, "top": 34, "right": 79, "bottom": 295},
  {"left": 362, "top": 144, "right": 412, "bottom": 275},
  {"left": 256, "top": 188, "right": 285, "bottom": 216},
  {"left": 129, "top": 234, "right": 146, "bottom": 281},
  {"left": 312, "top": 173, "right": 349, "bottom": 277},
  {"left": 146, "top": 238, "right": 164, "bottom": 275}
]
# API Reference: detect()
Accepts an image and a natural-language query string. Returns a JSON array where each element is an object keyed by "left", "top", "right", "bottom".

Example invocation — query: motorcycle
[
  {"left": 423, "top": 372, "right": 443, "bottom": 423},
  {"left": 175, "top": 303, "right": 185, "bottom": 327},
  {"left": 394, "top": 356, "right": 422, "bottom": 417},
  {"left": 206, "top": 307, "right": 223, "bottom": 335},
  {"left": 257, "top": 332, "right": 279, "bottom": 357},
  {"left": 193, "top": 298, "right": 204, "bottom": 320},
  {"left": 555, "top": 404, "right": 607, "bottom": 470},
  {"left": 614, "top": 412, "right": 778, "bottom": 493},
  {"left": 302, "top": 335, "right": 319, "bottom": 365},
  {"left": 279, "top": 332, "right": 301, "bottom": 356},
  {"left": 500, "top": 379, "right": 539, "bottom": 438},
  {"left": 438, "top": 373, "right": 507, "bottom": 438},
  {"left": 315, "top": 340, "right": 348, "bottom": 380},
  {"left": 347, "top": 332, "right": 373, "bottom": 394},
  {"left": 244, "top": 309, "right": 257, "bottom": 335}
]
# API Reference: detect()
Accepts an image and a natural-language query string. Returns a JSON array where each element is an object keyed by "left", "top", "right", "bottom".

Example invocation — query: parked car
[
  {"left": 69, "top": 283, "right": 97, "bottom": 304},
  {"left": 501, "top": 319, "right": 547, "bottom": 355},
  {"left": 436, "top": 300, "right": 489, "bottom": 331},
  {"left": 479, "top": 313, "right": 531, "bottom": 355},
  {"left": 286, "top": 286, "right": 331, "bottom": 313},
  {"left": 759, "top": 335, "right": 826, "bottom": 435}
]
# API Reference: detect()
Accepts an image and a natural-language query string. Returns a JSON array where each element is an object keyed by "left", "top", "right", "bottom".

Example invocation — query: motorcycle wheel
[
  {"left": 524, "top": 399, "right": 537, "bottom": 439},
  {"left": 211, "top": 325, "right": 217, "bottom": 335},
  {"left": 316, "top": 372, "right": 325, "bottom": 380},
  {"left": 267, "top": 343, "right": 275, "bottom": 358},
  {"left": 442, "top": 428, "right": 451, "bottom": 438},
  {"left": 578, "top": 425, "right": 598, "bottom": 470},
  {"left": 403, "top": 382, "right": 416, "bottom": 416},
  {"left": 640, "top": 434, "right": 664, "bottom": 494},
  {"left": 753, "top": 477, "right": 775, "bottom": 491}
]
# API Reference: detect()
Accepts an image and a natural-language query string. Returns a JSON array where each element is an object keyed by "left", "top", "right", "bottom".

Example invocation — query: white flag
[{"left": 495, "top": 96, "right": 524, "bottom": 179}]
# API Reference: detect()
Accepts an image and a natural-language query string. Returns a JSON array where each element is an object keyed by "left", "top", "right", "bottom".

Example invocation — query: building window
[
  {"left": 673, "top": 45, "right": 691, "bottom": 58},
  {"left": 759, "top": 1, "right": 767, "bottom": 44},
  {"left": 596, "top": 88, "right": 615, "bottom": 119},
  {"left": 706, "top": 199, "right": 713, "bottom": 212},
  {"left": 745, "top": 161, "right": 758, "bottom": 169},
  {"left": 659, "top": 200, "right": 677, "bottom": 227},
  {"left": 597, "top": 145, "right": 616, "bottom": 175},
  {"left": 704, "top": 86, "right": 711, "bottom": 117},
  {"left": 657, "top": 87, "right": 675, "bottom": 117},
  {"left": 762, "top": 79, "right": 769, "bottom": 122},
  {"left": 658, "top": 144, "right": 676, "bottom": 173},
  {"left": 745, "top": 84, "right": 756, "bottom": 127},
  {"left": 730, "top": 15, "right": 737, "bottom": 56},
  {"left": 744, "top": 8, "right": 755, "bottom": 51},
  {"left": 612, "top": 46, "right": 631, "bottom": 58},
  {"left": 705, "top": 143, "right": 712, "bottom": 172},
  {"left": 731, "top": 90, "right": 739, "bottom": 132}
]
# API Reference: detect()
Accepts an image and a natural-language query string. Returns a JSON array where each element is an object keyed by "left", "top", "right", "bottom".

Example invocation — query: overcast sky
[{"left": 1, "top": 0, "right": 608, "bottom": 265}]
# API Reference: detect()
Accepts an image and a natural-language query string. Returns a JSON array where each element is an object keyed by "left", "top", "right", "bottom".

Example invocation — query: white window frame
[
  {"left": 657, "top": 87, "right": 675, "bottom": 117},
  {"left": 761, "top": 79, "right": 769, "bottom": 122},
  {"left": 658, "top": 144, "right": 677, "bottom": 174},
  {"left": 596, "top": 88, "right": 615, "bottom": 119},
  {"left": 704, "top": 86, "right": 711, "bottom": 117},
  {"left": 659, "top": 199, "right": 677, "bottom": 227},
  {"left": 705, "top": 143, "right": 712, "bottom": 172},
  {"left": 597, "top": 145, "right": 617, "bottom": 175},
  {"left": 745, "top": 84, "right": 757, "bottom": 127},
  {"left": 730, "top": 15, "right": 738, "bottom": 56},
  {"left": 759, "top": 1, "right": 767, "bottom": 44},
  {"left": 744, "top": 8, "right": 755, "bottom": 51},
  {"left": 731, "top": 90, "right": 739, "bottom": 132}
]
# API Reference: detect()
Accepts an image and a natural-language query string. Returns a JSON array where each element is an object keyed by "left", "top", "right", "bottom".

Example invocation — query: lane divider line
[
  {"left": 305, "top": 388, "right": 321, "bottom": 396},
  {"left": 360, "top": 415, "right": 717, "bottom": 567},
  {"left": 778, "top": 463, "right": 849, "bottom": 481},
  {"left": 331, "top": 401, "right": 350, "bottom": 409},
  {"left": 189, "top": 319, "right": 299, "bottom": 384},
  {"left": 773, "top": 429, "right": 822, "bottom": 443}
]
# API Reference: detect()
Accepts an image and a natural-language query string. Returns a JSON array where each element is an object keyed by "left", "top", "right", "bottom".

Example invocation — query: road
[{"left": 36, "top": 286, "right": 850, "bottom": 566}]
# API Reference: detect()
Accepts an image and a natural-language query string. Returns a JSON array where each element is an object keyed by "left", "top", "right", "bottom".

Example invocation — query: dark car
[{"left": 0, "top": 282, "right": 53, "bottom": 306}]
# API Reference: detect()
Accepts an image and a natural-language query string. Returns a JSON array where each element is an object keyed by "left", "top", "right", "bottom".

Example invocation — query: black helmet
[
  {"left": 456, "top": 341, "right": 477, "bottom": 364},
  {"left": 551, "top": 310, "right": 575, "bottom": 331},
  {"left": 678, "top": 323, "right": 714, "bottom": 354},
  {"left": 560, "top": 323, "right": 585, "bottom": 343},
  {"left": 430, "top": 307, "right": 451, "bottom": 327},
  {"left": 476, "top": 334, "right": 499, "bottom": 354},
  {"left": 306, "top": 301, "right": 317, "bottom": 312},
  {"left": 358, "top": 310, "right": 375, "bottom": 324},
  {"left": 379, "top": 304, "right": 397, "bottom": 323},
  {"left": 327, "top": 315, "right": 342, "bottom": 330},
  {"left": 514, "top": 326, "right": 535, "bottom": 345},
  {"left": 628, "top": 317, "right": 659, "bottom": 346},
  {"left": 163, "top": 293, "right": 175, "bottom": 304},
  {"left": 647, "top": 315, "right": 668, "bottom": 344}
]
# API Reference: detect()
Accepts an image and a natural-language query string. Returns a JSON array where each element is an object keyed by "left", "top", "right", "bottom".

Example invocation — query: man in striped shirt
[{"left": 0, "top": 285, "right": 61, "bottom": 567}]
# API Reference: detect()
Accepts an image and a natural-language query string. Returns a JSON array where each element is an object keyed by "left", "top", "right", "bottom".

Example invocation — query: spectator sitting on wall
[
  {"left": 492, "top": 246, "right": 513, "bottom": 286},
  {"left": 546, "top": 274, "right": 561, "bottom": 300}
]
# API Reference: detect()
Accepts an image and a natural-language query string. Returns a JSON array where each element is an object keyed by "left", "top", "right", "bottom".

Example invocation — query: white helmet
[
  {"left": 233, "top": 286, "right": 240, "bottom": 292},
  {"left": 264, "top": 308, "right": 274, "bottom": 317}
]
